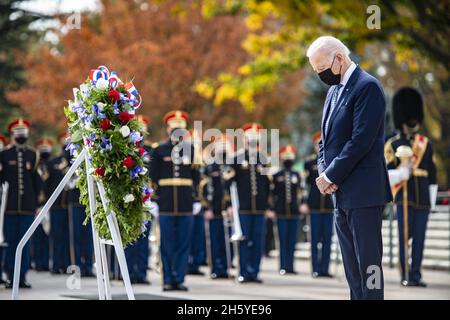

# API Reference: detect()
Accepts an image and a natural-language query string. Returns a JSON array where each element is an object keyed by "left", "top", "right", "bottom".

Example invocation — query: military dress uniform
[
  {"left": 385, "top": 87, "right": 437, "bottom": 286},
  {"left": 124, "top": 115, "right": 153, "bottom": 284},
  {"left": 47, "top": 143, "right": 71, "bottom": 274},
  {"left": 0, "top": 118, "right": 41, "bottom": 288},
  {"left": 304, "top": 132, "right": 335, "bottom": 277},
  {"left": 30, "top": 138, "right": 53, "bottom": 271},
  {"left": 187, "top": 129, "right": 207, "bottom": 275},
  {"left": 149, "top": 111, "right": 199, "bottom": 291},
  {"left": 271, "top": 145, "right": 302, "bottom": 275},
  {"left": 230, "top": 123, "right": 270, "bottom": 283},
  {"left": 200, "top": 158, "right": 233, "bottom": 279},
  {"left": 0, "top": 134, "right": 8, "bottom": 283}
]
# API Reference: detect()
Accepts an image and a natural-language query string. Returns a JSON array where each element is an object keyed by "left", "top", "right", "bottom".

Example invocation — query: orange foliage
[{"left": 7, "top": 0, "right": 305, "bottom": 140}]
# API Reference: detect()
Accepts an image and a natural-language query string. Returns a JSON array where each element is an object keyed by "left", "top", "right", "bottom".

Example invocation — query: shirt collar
[{"left": 340, "top": 61, "right": 357, "bottom": 87}]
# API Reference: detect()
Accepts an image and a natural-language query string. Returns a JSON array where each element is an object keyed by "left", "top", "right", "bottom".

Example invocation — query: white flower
[
  {"left": 123, "top": 194, "right": 135, "bottom": 203},
  {"left": 97, "top": 102, "right": 106, "bottom": 111},
  {"left": 96, "top": 78, "right": 109, "bottom": 90},
  {"left": 79, "top": 84, "right": 89, "bottom": 98},
  {"left": 139, "top": 167, "right": 148, "bottom": 175},
  {"left": 120, "top": 125, "right": 130, "bottom": 137},
  {"left": 73, "top": 88, "right": 80, "bottom": 102}
]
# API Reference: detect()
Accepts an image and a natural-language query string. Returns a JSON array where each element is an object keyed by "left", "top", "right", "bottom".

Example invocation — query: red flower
[
  {"left": 142, "top": 194, "right": 151, "bottom": 203},
  {"left": 122, "top": 156, "right": 134, "bottom": 169},
  {"left": 118, "top": 112, "right": 134, "bottom": 124},
  {"left": 108, "top": 89, "right": 121, "bottom": 102},
  {"left": 100, "top": 119, "right": 111, "bottom": 131},
  {"left": 138, "top": 147, "right": 145, "bottom": 157},
  {"left": 95, "top": 167, "right": 106, "bottom": 176}
]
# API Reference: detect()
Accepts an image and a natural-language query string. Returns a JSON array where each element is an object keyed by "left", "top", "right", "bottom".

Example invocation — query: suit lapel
[{"left": 324, "top": 66, "right": 362, "bottom": 142}]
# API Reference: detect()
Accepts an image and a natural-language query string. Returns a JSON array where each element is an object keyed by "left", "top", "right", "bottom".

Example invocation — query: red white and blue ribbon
[
  {"left": 125, "top": 81, "right": 142, "bottom": 110},
  {"left": 89, "top": 65, "right": 141, "bottom": 109}
]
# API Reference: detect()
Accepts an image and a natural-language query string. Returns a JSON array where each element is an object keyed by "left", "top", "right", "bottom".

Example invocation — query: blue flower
[
  {"left": 129, "top": 131, "right": 142, "bottom": 144},
  {"left": 92, "top": 104, "right": 106, "bottom": 119},
  {"left": 142, "top": 184, "right": 153, "bottom": 195},
  {"left": 99, "top": 136, "right": 112, "bottom": 153},
  {"left": 130, "top": 166, "right": 143, "bottom": 179},
  {"left": 112, "top": 102, "right": 120, "bottom": 115},
  {"left": 65, "top": 142, "right": 80, "bottom": 156}
]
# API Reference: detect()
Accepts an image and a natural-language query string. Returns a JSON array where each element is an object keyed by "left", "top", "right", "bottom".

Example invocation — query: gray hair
[{"left": 306, "top": 36, "right": 350, "bottom": 59}]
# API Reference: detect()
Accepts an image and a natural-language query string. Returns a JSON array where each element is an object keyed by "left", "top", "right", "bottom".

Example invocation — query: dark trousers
[
  {"left": 72, "top": 206, "right": 93, "bottom": 274},
  {"left": 159, "top": 215, "right": 194, "bottom": 285},
  {"left": 238, "top": 213, "right": 265, "bottom": 279},
  {"left": 264, "top": 218, "right": 274, "bottom": 256},
  {"left": 396, "top": 206, "right": 429, "bottom": 282},
  {"left": 125, "top": 227, "right": 150, "bottom": 280},
  {"left": 188, "top": 214, "right": 206, "bottom": 271},
  {"left": 335, "top": 206, "right": 384, "bottom": 300},
  {"left": 31, "top": 224, "right": 49, "bottom": 270},
  {"left": 209, "top": 218, "right": 228, "bottom": 275},
  {"left": 277, "top": 217, "right": 300, "bottom": 272},
  {"left": 4, "top": 214, "right": 34, "bottom": 282},
  {"left": 310, "top": 212, "right": 333, "bottom": 274},
  {"left": 50, "top": 208, "right": 70, "bottom": 272}
]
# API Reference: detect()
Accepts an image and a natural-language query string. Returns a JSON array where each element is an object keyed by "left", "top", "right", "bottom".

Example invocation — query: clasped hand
[{"left": 316, "top": 174, "right": 338, "bottom": 194}]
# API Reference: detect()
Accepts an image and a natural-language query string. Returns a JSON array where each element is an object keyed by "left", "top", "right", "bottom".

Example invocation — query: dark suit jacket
[{"left": 318, "top": 65, "right": 392, "bottom": 209}]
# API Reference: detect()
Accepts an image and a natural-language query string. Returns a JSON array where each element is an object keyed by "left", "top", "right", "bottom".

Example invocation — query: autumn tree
[
  {"left": 0, "top": 0, "right": 48, "bottom": 132},
  {"left": 193, "top": 0, "right": 450, "bottom": 186},
  {"left": 7, "top": 0, "right": 305, "bottom": 143}
]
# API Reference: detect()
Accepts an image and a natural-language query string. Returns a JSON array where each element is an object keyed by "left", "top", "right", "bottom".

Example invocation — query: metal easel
[{"left": 12, "top": 148, "right": 135, "bottom": 300}]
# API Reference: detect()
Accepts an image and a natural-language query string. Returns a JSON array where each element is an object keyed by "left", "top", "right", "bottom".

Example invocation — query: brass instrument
[{"left": 395, "top": 145, "right": 413, "bottom": 285}]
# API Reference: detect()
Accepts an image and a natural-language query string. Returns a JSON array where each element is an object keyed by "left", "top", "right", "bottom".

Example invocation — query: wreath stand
[{"left": 12, "top": 148, "right": 135, "bottom": 300}]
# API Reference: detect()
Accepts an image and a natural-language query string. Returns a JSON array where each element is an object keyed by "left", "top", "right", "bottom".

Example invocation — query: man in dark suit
[{"left": 306, "top": 36, "right": 392, "bottom": 300}]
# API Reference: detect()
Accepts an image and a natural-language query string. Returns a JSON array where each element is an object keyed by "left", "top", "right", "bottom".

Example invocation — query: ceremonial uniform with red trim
[{"left": 385, "top": 132, "right": 437, "bottom": 283}]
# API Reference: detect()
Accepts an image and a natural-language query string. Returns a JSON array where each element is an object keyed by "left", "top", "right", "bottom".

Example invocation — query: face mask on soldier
[
  {"left": 402, "top": 120, "right": 420, "bottom": 137},
  {"left": 40, "top": 151, "right": 51, "bottom": 160},
  {"left": 283, "top": 159, "right": 294, "bottom": 169},
  {"left": 14, "top": 135, "right": 28, "bottom": 145}
]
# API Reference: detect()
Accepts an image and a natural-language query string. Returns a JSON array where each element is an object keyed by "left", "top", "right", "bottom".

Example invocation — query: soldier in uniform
[
  {"left": 385, "top": 87, "right": 437, "bottom": 287},
  {"left": 200, "top": 135, "right": 233, "bottom": 279},
  {"left": 0, "top": 134, "right": 8, "bottom": 284},
  {"left": 187, "top": 129, "right": 206, "bottom": 276},
  {"left": 30, "top": 138, "right": 53, "bottom": 271},
  {"left": 0, "top": 118, "right": 41, "bottom": 288},
  {"left": 271, "top": 145, "right": 302, "bottom": 275},
  {"left": 302, "top": 131, "right": 334, "bottom": 278},
  {"left": 61, "top": 130, "right": 95, "bottom": 278},
  {"left": 149, "top": 110, "right": 199, "bottom": 291},
  {"left": 47, "top": 132, "right": 71, "bottom": 274},
  {"left": 124, "top": 115, "right": 152, "bottom": 284},
  {"left": 229, "top": 122, "right": 270, "bottom": 284}
]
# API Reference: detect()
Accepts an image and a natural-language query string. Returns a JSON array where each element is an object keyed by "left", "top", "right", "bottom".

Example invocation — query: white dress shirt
[{"left": 323, "top": 61, "right": 357, "bottom": 184}]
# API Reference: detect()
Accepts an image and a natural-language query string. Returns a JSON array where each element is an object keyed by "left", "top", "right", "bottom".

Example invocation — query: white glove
[
  {"left": 151, "top": 202, "right": 159, "bottom": 218},
  {"left": 42, "top": 213, "right": 51, "bottom": 235},
  {"left": 429, "top": 184, "right": 438, "bottom": 211},
  {"left": 388, "top": 166, "right": 411, "bottom": 186},
  {"left": 193, "top": 202, "right": 202, "bottom": 215}
]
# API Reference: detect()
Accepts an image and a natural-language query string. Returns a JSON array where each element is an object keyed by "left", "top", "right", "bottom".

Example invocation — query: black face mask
[
  {"left": 283, "top": 159, "right": 294, "bottom": 169},
  {"left": 318, "top": 55, "right": 342, "bottom": 86},
  {"left": 15, "top": 136, "right": 28, "bottom": 145},
  {"left": 40, "top": 151, "right": 51, "bottom": 160}
]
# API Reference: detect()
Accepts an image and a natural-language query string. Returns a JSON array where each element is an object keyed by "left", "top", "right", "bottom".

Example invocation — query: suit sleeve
[{"left": 324, "top": 81, "right": 385, "bottom": 185}]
